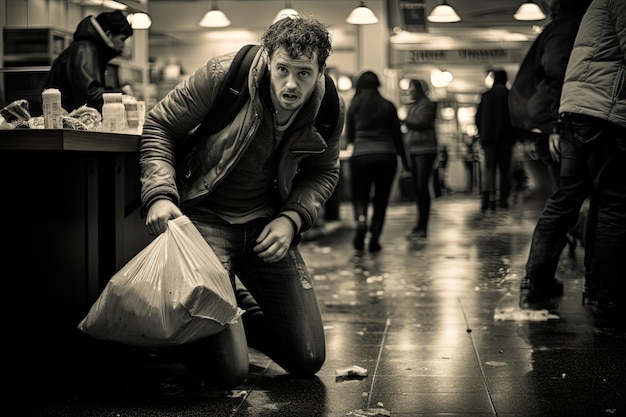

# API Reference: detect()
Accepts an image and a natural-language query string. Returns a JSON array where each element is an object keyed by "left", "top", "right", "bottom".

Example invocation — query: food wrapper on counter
[
  {"left": 0, "top": 99, "right": 31, "bottom": 128},
  {"left": 0, "top": 100, "right": 102, "bottom": 131}
]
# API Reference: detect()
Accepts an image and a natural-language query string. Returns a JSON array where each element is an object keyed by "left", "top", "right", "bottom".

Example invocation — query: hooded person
[{"left": 41, "top": 10, "right": 133, "bottom": 113}]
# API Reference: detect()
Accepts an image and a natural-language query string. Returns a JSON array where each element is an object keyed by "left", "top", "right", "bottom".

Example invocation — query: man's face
[
  {"left": 108, "top": 33, "right": 130, "bottom": 53},
  {"left": 268, "top": 46, "right": 321, "bottom": 112}
]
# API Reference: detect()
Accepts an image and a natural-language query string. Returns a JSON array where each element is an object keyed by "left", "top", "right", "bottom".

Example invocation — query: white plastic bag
[{"left": 78, "top": 215, "right": 243, "bottom": 347}]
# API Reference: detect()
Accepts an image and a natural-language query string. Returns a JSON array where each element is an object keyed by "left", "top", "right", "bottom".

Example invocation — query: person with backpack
[{"left": 139, "top": 15, "right": 345, "bottom": 389}]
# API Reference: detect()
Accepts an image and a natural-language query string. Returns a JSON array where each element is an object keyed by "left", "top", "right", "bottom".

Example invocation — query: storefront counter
[{"left": 1, "top": 129, "right": 154, "bottom": 333}]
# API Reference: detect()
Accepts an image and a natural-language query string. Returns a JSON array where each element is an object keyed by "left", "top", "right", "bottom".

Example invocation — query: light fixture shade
[
  {"left": 427, "top": 1, "right": 461, "bottom": 23},
  {"left": 346, "top": 2, "right": 379, "bottom": 25},
  {"left": 200, "top": 9, "right": 231, "bottom": 28},
  {"left": 127, "top": 12, "right": 152, "bottom": 29},
  {"left": 273, "top": 8, "right": 299, "bottom": 23},
  {"left": 514, "top": 2, "right": 547, "bottom": 21}
]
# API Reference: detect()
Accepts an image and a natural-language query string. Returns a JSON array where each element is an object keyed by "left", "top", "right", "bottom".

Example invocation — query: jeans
[
  {"left": 163, "top": 214, "right": 326, "bottom": 389},
  {"left": 525, "top": 114, "right": 626, "bottom": 302}
]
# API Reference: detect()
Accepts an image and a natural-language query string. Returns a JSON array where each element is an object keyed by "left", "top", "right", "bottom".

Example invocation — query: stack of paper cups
[{"left": 42, "top": 88, "right": 63, "bottom": 129}]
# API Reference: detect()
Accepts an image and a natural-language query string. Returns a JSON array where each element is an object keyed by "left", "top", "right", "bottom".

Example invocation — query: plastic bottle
[
  {"left": 122, "top": 95, "right": 139, "bottom": 133},
  {"left": 102, "top": 93, "right": 127, "bottom": 133},
  {"left": 41, "top": 88, "right": 63, "bottom": 129}
]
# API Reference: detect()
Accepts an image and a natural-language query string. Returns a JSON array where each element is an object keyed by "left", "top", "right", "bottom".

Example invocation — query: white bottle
[
  {"left": 102, "top": 93, "right": 126, "bottom": 133},
  {"left": 41, "top": 88, "right": 63, "bottom": 129}
]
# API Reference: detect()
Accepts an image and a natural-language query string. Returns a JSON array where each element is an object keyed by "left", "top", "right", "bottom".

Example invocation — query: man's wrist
[{"left": 277, "top": 214, "right": 299, "bottom": 235}]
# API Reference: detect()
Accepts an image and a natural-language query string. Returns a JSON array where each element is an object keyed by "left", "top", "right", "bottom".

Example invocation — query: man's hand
[
  {"left": 549, "top": 132, "right": 561, "bottom": 163},
  {"left": 145, "top": 199, "right": 183, "bottom": 236},
  {"left": 254, "top": 216, "right": 295, "bottom": 263}
]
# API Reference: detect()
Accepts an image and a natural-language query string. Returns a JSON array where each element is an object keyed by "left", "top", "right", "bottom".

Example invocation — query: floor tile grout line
[
  {"left": 364, "top": 315, "right": 392, "bottom": 412},
  {"left": 459, "top": 296, "right": 499, "bottom": 416}
]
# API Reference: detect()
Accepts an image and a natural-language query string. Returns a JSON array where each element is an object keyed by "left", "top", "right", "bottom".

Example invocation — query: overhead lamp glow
[
  {"left": 274, "top": 1, "right": 299, "bottom": 23},
  {"left": 127, "top": 12, "right": 152, "bottom": 29},
  {"left": 427, "top": 1, "right": 461, "bottom": 23},
  {"left": 514, "top": 2, "right": 546, "bottom": 21},
  {"left": 346, "top": 2, "right": 379, "bottom": 25},
  {"left": 80, "top": 0, "right": 128, "bottom": 10},
  {"left": 200, "top": 1, "right": 231, "bottom": 28}
]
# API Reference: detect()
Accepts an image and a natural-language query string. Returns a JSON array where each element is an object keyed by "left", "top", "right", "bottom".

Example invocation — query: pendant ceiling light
[
  {"left": 274, "top": 1, "right": 299, "bottom": 23},
  {"left": 346, "top": 1, "right": 379, "bottom": 25},
  {"left": 427, "top": 0, "right": 461, "bottom": 23},
  {"left": 126, "top": 12, "right": 152, "bottom": 29},
  {"left": 514, "top": 2, "right": 547, "bottom": 21},
  {"left": 200, "top": 0, "right": 231, "bottom": 28}
]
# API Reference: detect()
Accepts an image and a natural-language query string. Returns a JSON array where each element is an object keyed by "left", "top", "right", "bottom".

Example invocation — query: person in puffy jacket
[
  {"left": 520, "top": 0, "right": 626, "bottom": 336},
  {"left": 403, "top": 79, "right": 438, "bottom": 239},
  {"left": 41, "top": 11, "right": 132, "bottom": 113},
  {"left": 345, "top": 70, "right": 410, "bottom": 253},
  {"left": 139, "top": 15, "right": 345, "bottom": 389}
]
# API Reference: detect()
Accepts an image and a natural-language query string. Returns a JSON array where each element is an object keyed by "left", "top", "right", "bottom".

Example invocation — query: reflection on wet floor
[{"left": 24, "top": 195, "right": 626, "bottom": 417}]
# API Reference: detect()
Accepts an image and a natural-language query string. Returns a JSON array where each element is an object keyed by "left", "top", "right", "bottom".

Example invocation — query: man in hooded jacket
[{"left": 41, "top": 10, "right": 133, "bottom": 113}]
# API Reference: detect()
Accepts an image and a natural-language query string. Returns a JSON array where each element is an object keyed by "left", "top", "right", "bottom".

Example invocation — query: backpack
[{"left": 177, "top": 44, "right": 340, "bottom": 184}]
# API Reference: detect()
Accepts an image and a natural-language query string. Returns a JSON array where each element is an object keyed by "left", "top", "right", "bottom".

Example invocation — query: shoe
[
  {"left": 519, "top": 277, "right": 564, "bottom": 310},
  {"left": 406, "top": 227, "right": 427, "bottom": 239},
  {"left": 368, "top": 240, "right": 382, "bottom": 252},
  {"left": 593, "top": 301, "right": 624, "bottom": 336},
  {"left": 353, "top": 221, "right": 367, "bottom": 251}
]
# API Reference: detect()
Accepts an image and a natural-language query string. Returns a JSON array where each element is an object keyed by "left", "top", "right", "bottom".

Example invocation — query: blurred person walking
[
  {"left": 345, "top": 70, "right": 410, "bottom": 253},
  {"left": 41, "top": 11, "right": 133, "bottom": 113},
  {"left": 403, "top": 79, "right": 438, "bottom": 239},
  {"left": 475, "top": 69, "right": 516, "bottom": 212},
  {"left": 520, "top": 0, "right": 626, "bottom": 336},
  {"left": 509, "top": 0, "right": 593, "bottom": 191}
]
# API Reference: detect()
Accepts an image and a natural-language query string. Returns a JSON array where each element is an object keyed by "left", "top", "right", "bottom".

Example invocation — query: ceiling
[
  {"left": 145, "top": 0, "right": 548, "bottom": 47},
  {"left": 144, "top": 1, "right": 548, "bottom": 96}
]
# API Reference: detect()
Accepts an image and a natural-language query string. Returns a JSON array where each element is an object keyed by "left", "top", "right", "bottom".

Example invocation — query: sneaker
[
  {"left": 593, "top": 301, "right": 624, "bottom": 336},
  {"left": 406, "top": 227, "right": 427, "bottom": 239},
  {"left": 519, "top": 277, "right": 563, "bottom": 310}
]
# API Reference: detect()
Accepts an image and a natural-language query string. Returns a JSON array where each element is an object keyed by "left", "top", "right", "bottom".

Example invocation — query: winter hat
[
  {"left": 96, "top": 11, "right": 133, "bottom": 37},
  {"left": 355, "top": 71, "right": 380, "bottom": 90}
]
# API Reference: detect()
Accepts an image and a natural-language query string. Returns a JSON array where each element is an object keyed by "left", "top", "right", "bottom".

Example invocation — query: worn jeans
[
  {"left": 525, "top": 114, "right": 626, "bottom": 302},
  {"left": 162, "top": 213, "right": 326, "bottom": 389}
]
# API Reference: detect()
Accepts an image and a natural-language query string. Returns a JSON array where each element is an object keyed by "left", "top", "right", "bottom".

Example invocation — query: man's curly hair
[{"left": 260, "top": 15, "right": 333, "bottom": 72}]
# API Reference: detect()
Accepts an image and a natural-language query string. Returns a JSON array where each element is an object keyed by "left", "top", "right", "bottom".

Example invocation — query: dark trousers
[
  {"left": 482, "top": 145, "right": 513, "bottom": 205},
  {"left": 525, "top": 114, "right": 626, "bottom": 302},
  {"left": 350, "top": 153, "right": 398, "bottom": 241},
  {"left": 409, "top": 152, "right": 437, "bottom": 233}
]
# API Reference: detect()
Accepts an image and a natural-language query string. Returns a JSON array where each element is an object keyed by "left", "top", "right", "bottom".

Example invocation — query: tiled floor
[{"left": 22, "top": 194, "right": 626, "bottom": 417}]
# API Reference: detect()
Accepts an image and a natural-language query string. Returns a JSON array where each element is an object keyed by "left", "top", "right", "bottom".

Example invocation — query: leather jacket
[{"left": 139, "top": 47, "right": 345, "bottom": 233}]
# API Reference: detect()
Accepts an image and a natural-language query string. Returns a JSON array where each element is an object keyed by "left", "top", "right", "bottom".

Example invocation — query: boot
[
  {"left": 353, "top": 220, "right": 367, "bottom": 251},
  {"left": 481, "top": 191, "right": 490, "bottom": 213},
  {"left": 368, "top": 221, "right": 382, "bottom": 252}
]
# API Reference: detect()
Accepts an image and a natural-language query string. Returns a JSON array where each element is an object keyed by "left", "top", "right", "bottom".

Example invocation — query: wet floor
[{"left": 21, "top": 194, "right": 626, "bottom": 417}]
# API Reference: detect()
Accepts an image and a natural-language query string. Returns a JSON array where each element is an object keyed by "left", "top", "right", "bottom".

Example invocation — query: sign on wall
[{"left": 400, "top": 0, "right": 427, "bottom": 32}]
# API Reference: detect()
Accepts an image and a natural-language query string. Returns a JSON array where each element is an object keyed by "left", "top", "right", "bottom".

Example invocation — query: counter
[{"left": 2, "top": 129, "right": 153, "bottom": 335}]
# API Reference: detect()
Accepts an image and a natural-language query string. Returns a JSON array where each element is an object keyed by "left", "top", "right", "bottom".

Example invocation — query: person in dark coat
[
  {"left": 345, "top": 70, "right": 410, "bottom": 253},
  {"left": 41, "top": 10, "right": 133, "bottom": 113},
  {"left": 508, "top": 0, "right": 593, "bottom": 191},
  {"left": 475, "top": 69, "right": 516, "bottom": 212},
  {"left": 403, "top": 79, "right": 438, "bottom": 239}
]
